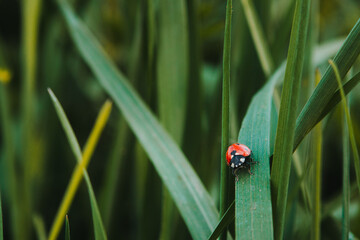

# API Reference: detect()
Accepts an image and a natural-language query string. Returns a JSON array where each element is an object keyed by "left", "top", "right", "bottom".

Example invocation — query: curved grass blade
[
  {"left": 219, "top": 1, "right": 232, "bottom": 240},
  {"left": 294, "top": 18, "right": 360, "bottom": 151},
  {"left": 48, "top": 89, "right": 109, "bottom": 240},
  {"left": 58, "top": 1, "right": 220, "bottom": 239},
  {"left": 235, "top": 65, "right": 285, "bottom": 240},
  {"left": 329, "top": 60, "right": 360, "bottom": 206},
  {"left": 208, "top": 201, "right": 235, "bottom": 240}
]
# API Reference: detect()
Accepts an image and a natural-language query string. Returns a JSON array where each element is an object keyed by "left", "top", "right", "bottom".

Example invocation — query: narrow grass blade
[
  {"left": 208, "top": 201, "right": 235, "bottom": 240},
  {"left": 0, "top": 193, "right": 3, "bottom": 240},
  {"left": 341, "top": 108, "right": 350, "bottom": 240},
  {"left": 294, "top": 18, "right": 360, "bottom": 151},
  {"left": 270, "top": 0, "right": 311, "bottom": 239},
  {"left": 65, "top": 215, "right": 70, "bottom": 240},
  {"left": 21, "top": 2, "right": 42, "bottom": 237},
  {"left": 219, "top": 1, "right": 232, "bottom": 240},
  {"left": 240, "top": 0, "right": 274, "bottom": 77},
  {"left": 99, "top": 118, "right": 128, "bottom": 228},
  {"left": 235, "top": 65, "right": 284, "bottom": 240},
  {"left": 33, "top": 215, "right": 46, "bottom": 240},
  {"left": 157, "top": 0, "right": 189, "bottom": 238},
  {"left": 312, "top": 70, "right": 322, "bottom": 240},
  {"left": 58, "top": 1, "right": 220, "bottom": 239},
  {"left": 157, "top": 0, "right": 188, "bottom": 143},
  {"left": 329, "top": 60, "right": 360, "bottom": 208},
  {"left": 48, "top": 90, "right": 110, "bottom": 240}
]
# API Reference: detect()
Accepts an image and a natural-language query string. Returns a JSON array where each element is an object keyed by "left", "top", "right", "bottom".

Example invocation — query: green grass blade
[
  {"left": 341, "top": 106, "right": 350, "bottom": 240},
  {"left": 157, "top": 0, "right": 188, "bottom": 143},
  {"left": 99, "top": 118, "right": 128, "bottom": 228},
  {"left": 0, "top": 74, "right": 20, "bottom": 240},
  {"left": 312, "top": 70, "right": 322, "bottom": 240},
  {"left": 316, "top": 72, "right": 360, "bottom": 125},
  {"left": 65, "top": 215, "right": 70, "bottom": 240},
  {"left": 58, "top": 1, "right": 220, "bottom": 239},
  {"left": 329, "top": 60, "right": 360, "bottom": 213},
  {"left": 21, "top": 1, "right": 42, "bottom": 236},
  {"left": 208, "top": 201, "right": 235, "bottom": 240},
  {"left": 240, "top": 0, "right": 274, "bottom": 77},
  {"left": 48, "top": 89, "right": 108, "bottom": 240},
  {"left": 157, "top": 0, "right": 189, "bottom": 238},
  {"left": 235, "top": 64, "right": 284, "bottom": 240},
  {"left": 33, "top": 214, "right": 46, "bottom": 240},
  {"left": 219, "top": 1, "right": 232, "bottom": 240},
  {"left": 270, "top": 0, "right": 311, "bottom": 239},
  {"left": 0, "top": 192, "right": 3, "bottom": 240},
  {"left": 294, "top": 18, "right": 360, "bottom": 150}
]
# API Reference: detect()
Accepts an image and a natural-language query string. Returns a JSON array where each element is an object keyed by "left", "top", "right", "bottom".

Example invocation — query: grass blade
[
  {"left": 341, "top": 105, "right": 350, "bottom": 240},
  {"left": 48, "top": 90, "right": 110, "bottom": 240},
  {"left": 235, "top": 64, "right": 284, "bottom": 240},
  {"left": 208, "top": 201, "right": 235, "bottom": 240},
  {"left": 157, "top": 0, "right": 189, "bottom": 238},
  {"left": 329, "top": 60, "right": 360, "bottom": 213},
  {"left": 21, "top": 1, "right": 42, "bottom": 237},
  {"left": 316, "top": 72, "right": 360, "bottom": 125},
  {"left": 58, "top": 1, "right": 220, "bottom": 239},
  {"left": 312, "top": 70, "right": 322, "bottom": 240},
  {"left": 65, "top": 215, "right": 70, "bottom": 240},
  {"left": 0, "top": 192, "right": 3, "bottom": 240},
  {"left": 219, "top": 1, "right": 232, "bottom": 240},
  {"left": 33, "top": 215, "right": 46, "bottom": 240},
  {"left": 240, "top": 0, "right": 274, "bottom": 77},
  {"left": 270, "top": 0, "right": 311, "bottom": 239},
  {"left": 294, "top": 18, "right": 360, "bottom": 151}
]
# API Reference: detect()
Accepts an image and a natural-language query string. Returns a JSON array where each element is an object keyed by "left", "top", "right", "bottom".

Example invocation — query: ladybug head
[{"left": 229, "top": 150, "right": 246, "bottom": 169}]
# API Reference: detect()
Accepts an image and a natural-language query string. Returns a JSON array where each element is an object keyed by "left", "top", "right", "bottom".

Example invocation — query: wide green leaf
[
  {"left": 235, "top": 64, "right": 285, "bottom": 240},
  {"left": 58, "top": 1, "right": 220, "bottom": 239}
]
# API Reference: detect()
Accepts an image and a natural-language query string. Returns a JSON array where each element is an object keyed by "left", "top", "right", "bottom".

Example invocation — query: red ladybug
[{"left": 226, "top": 143, "right": 256, "bottom": 178}]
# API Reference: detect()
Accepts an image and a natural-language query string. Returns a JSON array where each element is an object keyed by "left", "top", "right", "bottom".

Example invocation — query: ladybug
[{"left": 226, "top": 143, "right": 256, "bottom": 179}]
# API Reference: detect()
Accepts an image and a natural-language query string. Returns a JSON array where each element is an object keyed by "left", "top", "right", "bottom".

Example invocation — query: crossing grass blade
[
  {"left": 294, "top": 18, "right": 360, "bottom": 151},
  {"left": 270, "top": 0, "right": 311, "bottom": 239},
  {"left": 48, "top": 89, "right": 109, "bottom": 240},
  {"left": 208, "top": 201, "right": 235, "bottom": 240},
  {"left": 58, "top": 1, "right": 221, "bottom": 239}
]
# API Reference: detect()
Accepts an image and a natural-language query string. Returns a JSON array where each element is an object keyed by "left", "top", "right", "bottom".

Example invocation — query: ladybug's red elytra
[{"left": 226, "top": 143, "right": 256, "bottom": 179}]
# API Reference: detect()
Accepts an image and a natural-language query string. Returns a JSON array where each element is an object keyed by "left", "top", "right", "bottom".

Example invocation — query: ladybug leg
[
  {"left": 232, "top": 168, "right": 240, "bottom": 182},
  {"left": 246, "top": 162, "right": 254, "bottom": 175}
]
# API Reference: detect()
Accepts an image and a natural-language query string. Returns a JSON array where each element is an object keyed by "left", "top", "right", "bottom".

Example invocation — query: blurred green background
[{"left": 0, "top": 0, "right": 360, "bottom": 239}]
